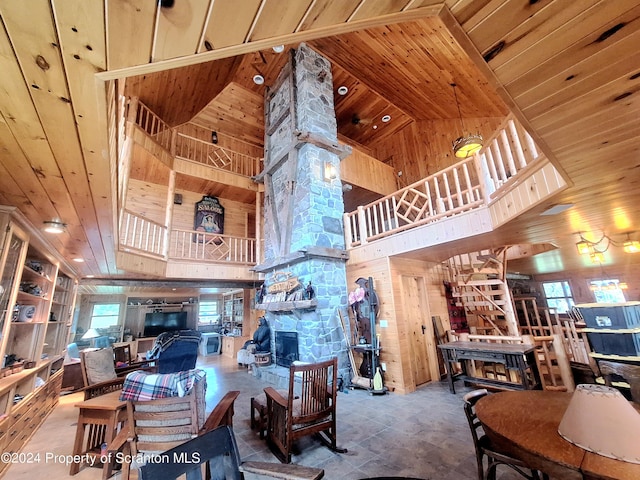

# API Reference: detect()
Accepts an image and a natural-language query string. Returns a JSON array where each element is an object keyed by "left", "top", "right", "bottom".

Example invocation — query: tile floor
[{"left": 6, "top": 354, "right": 527, "bottom": 479}]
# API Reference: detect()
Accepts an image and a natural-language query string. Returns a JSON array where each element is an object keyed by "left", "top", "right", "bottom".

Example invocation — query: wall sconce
[
  {"left": 324, "top": 162, "right": 337, "bottom": 182},
  {"left": 211, "top": 131, "right": 218, "bottom": 144},
  {"left": 43, "top": 220, "right": 66, "bottom": 234}
]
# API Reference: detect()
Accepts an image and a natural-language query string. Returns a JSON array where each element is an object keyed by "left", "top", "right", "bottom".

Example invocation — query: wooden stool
[{"left": 250, "top": 394, "right": 268, "bottom": 439}]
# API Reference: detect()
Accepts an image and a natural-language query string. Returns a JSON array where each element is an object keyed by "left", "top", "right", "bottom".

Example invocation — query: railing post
[
  {"left": 357, "top": 206, "right": 368, "bottom": 245},
  {"left": 343, "top": 212, "right": 353, "bottom": 248}
]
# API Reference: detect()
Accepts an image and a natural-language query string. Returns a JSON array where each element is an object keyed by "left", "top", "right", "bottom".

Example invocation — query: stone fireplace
[{"left": 253, "top": 43, "right": 351, "bottom": 382}]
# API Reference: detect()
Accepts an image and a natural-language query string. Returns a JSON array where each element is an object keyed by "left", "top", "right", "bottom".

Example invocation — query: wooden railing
[
  {"left": 344, "top": 157, "right": 484, "bottom": 247},
  {"left": 119, "top": 210, "right": 167, "bottom": 258},
  {"left": 344, "top": 114, "right": 543, "bottom": 248},
  {"left": 174, "top": 133, "right": 260, "bottom": 177},
  {"left": 129, "top": 99, "right": 261, "bottom": 178},
  {"left": 479, "top": 116, "right": 539, "bottom": 196},
  {"left": 168, "top": 229, "right": 257, "bottom": 264},
  {"left": 133, "top": 101, "right": 173, "bottom": 152}
]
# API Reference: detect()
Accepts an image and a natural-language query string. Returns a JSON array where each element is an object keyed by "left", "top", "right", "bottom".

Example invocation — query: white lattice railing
[
  {"left": 168, "top": 229, "right": 257, "bottom": 264},
  {"left": 344, "top": 114, "right": 543, "bottom": 248},
  {"left": 174, "top": 133, "right": 260, "bottom": 177},
  {"left": 119, "top": 210, "right": 167, "bottom": 258}
]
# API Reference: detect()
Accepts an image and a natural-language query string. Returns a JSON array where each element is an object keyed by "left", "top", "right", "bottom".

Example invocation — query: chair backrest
[
  {"left": 599, "top": 360, "right": 640, "bottom": 402},
  {"left": 138, "top": 425, "right": 242, "bottom": 480},
  {"left": 533, "top": 334, "right": 575, "bottom": 392},
  {"left": 127, "top": 386, "right": 202, "bottom": 456},
  {"left": 463, "top": 388, "right": 489, "bottom": 451},
  {"left": 80, "top": 347, "right": 118, "bottom": 386},
  {"left": 288, "top": 357, "right": 337, "bottom": 423}
]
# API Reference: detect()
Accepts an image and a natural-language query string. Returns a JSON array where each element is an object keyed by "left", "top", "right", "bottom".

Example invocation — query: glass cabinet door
[{"left": 0, "top": 229, "right": 28, "bottom": 346}]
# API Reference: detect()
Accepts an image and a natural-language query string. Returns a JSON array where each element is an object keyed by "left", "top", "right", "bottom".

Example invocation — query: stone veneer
[{"left": 255, "top": 43, "right": 350, "bottom": 382}]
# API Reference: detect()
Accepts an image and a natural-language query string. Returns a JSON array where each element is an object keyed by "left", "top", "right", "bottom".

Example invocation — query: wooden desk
[
  {"left": 437, "top": 341, "right": 539, "bottom": 393},
  {"left": 70, "top": 390, "right": 127, "bottom": 479},
  {"left": 475, "top": 390, "right": 640, "bottom": 480}
]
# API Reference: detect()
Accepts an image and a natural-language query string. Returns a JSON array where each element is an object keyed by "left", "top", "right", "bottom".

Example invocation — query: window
[
  {"left": 198, "top": 301, "right": 220, "bottom": 325},
  {"left": 542, "top": 281, "right": 575, "bottom": 314},
  {"left": 90, "top": 303, "right": 121, "bottom": 329},
  {"left": 589, "top": 279, "right": 627, "bottom": 303}
]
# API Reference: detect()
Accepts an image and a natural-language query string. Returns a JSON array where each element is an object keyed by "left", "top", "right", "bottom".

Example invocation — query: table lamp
[
  {"left": 558, "top": 384, "right": 640, "bottom": 464},
  {"left": 81, "top": 328, "right": 100, "bottom": 348}
]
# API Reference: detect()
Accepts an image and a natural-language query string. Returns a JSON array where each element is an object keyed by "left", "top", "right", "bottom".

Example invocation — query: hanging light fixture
[{"left": 451, "top": 83, "right": 483, "bottom": 158}]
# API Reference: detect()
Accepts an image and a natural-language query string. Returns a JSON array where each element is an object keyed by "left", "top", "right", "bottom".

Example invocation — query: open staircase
[{"left": 446, "top": 248, "right": 519, "bottom": 336}]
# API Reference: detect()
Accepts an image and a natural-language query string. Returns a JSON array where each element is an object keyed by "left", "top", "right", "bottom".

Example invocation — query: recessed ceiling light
[
  {"left": 73, "top": 258, "right": 84, "bottom": 263},
  {"left": 540, "top": 204, "right": 575, "bottom": 216},
  {"left": 381, "top": 114, "right": 391, "bottom": 123},
  {"left": 253, "top": 74, "right": 265, "bottom": 85},
  {"left": 272, "top": 45, "right": 284, "bottom": 53},
  {"left": 85, "top": 274, "right": 95, "bottom": 278},
  {"left": 337, "top": 86, "right": 348, "bottom": 95},
  {"left": 373, "top": 125, "right": 378, "bottom": 129},
  {"left": 43, "top": 220, "right": 66, "bottom": 234}
]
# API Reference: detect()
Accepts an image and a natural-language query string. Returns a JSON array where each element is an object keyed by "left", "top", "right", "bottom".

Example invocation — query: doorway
[{"left": 401, "top": 275, "right": 433, "bottom": 387}]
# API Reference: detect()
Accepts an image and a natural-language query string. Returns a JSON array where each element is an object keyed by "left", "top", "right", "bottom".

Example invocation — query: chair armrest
[
  {"left": 199, "top": 390, "right": 240, "bottom": 434},
  {"left": 108, "top": 424, "right": 132, "bottom": 454},
  {"left": 241, "top": 461, "right": 324, "bottom": 480},
  {"left": 115, "top": 362, "right": 157, "bottom": 376},
  {"left": 264, "top": 387, "right": 288, "bottom": 408},
  {"left": 81, "top": 377, "right": 126, "bottom": 400}
]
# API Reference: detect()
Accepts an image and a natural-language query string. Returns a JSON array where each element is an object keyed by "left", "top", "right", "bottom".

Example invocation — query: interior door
[{"left": 401, "top": 275, "right": 432, "bottom": 386}]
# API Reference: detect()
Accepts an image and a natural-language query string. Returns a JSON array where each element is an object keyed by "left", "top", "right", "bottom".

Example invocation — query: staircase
[{"left": 446, "top": 248, "right": 519, "bottom": 336}]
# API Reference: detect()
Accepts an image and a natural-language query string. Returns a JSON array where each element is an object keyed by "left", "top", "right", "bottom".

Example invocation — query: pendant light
[{"left": 451, "top": 83, "right": 483, "bottom": 158}]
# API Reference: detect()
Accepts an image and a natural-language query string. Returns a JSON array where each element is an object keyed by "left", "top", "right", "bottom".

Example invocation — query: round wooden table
[{"left": 475, "top": 390, "right": 640, "bottom": 480}]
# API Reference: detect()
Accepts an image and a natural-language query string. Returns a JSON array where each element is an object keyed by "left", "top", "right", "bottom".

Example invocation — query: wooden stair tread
[{"left": 241, "top": 461, "right": 324, "bottom": 480}]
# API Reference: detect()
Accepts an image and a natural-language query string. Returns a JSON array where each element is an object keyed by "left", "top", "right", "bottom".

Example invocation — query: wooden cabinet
[{"left": 0, "top": 207, "right": 76, "bottom": 472}]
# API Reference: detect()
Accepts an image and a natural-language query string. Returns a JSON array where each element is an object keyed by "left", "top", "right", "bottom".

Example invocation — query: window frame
[
  {"left": 541, "top": 280, "right": 575, "bottom": 315},
  {"left": 89, "top": 303, "right": 122, "bottom": 329}
]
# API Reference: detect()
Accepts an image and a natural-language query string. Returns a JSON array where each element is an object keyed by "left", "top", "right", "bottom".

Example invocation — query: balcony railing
[
  {"left": 174, "top": 133, "right": 260, "bottom": 177},
  {"left": 344, "top": 114, "right": 545, "bottom": 248},
  {"left": 129, "top": 98, "right": 261, "bottom": 178},
  {"left": 120, "top": 209, "right": 167, "bottom": 258},
  {"left": 168, "top": 229, "right": 257, "bottom": 264}
]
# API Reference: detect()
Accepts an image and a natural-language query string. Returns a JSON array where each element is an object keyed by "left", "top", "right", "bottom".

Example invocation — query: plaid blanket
[{"left": 119, "top": 368, "right": 206, "bottom": 402}]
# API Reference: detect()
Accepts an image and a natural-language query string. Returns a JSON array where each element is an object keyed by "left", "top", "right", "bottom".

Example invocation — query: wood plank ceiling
[{"left": 0, "top": 0, "right": 639, "bottom": 294}]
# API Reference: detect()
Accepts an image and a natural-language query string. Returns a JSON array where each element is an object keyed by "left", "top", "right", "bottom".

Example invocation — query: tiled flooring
[{"left": 7, "top": 354, "right": 527, "bottom": 479}]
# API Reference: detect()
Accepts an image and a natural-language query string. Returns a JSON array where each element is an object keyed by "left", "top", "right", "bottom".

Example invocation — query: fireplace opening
[{"left": 275, "top": 331, "right": 299, "bottom": 367}]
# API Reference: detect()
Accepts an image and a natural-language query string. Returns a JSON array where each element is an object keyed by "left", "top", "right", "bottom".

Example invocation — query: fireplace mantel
[{"left": 256, "top": 298, "right": 318, "bottom": 312}]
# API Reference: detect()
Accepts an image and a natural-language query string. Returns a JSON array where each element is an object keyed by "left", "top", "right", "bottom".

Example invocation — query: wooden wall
[
  {"left": 178, "top": 122, "right": 263, "bottom": 158},
  {"left": 372, "top": 117, "right": 504, "bottom": 186},
  {"left": 341, "top": 146, "right": 397, "bottom": 195},
  {"left": 346, "top": 255, "right": 451, "bottom": 395}
]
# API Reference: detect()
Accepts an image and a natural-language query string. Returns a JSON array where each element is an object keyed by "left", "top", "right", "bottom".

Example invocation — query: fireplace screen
[{"left": 275, "top": 331, "right": 299, "bottom": 367}]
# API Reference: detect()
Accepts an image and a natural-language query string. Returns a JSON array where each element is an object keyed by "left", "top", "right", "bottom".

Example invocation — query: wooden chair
[
  {"left": 599, "top": 360, "right": 640, "bottom": 402},
  {"left": 108, "top": 379, "right": 210, "bottom": 480},
  {"left": 138, "top": 425, "right": 324, "bottom": 480},
  {"left": 264, "top": 357, "right": 346, "bottom": 463},
  {"left": 463, "top": 389, "right": 547, "bottom": 480},
  {"left": 80, "top": 347, "right": 156, "bottom": 400},
  {"left": 532, "top": 335, "right": 574, "bottom": 392}
]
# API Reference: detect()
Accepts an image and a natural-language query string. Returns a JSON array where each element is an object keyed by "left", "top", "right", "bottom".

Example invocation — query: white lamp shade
[
  {"left": 82, "top": 328, "right": 100, "bottom": 340},
  {"left": 558, "top": 384, "right": 640, "bottom": 464}
]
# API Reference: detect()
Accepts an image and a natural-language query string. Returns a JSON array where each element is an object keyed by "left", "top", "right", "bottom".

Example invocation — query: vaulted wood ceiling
[{"left": 1, "top": 0, "right": 640, "bottom": 295}]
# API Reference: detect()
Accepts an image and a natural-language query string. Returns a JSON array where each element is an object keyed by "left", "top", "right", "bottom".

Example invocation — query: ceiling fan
[{"left": 351, "top": 114, "right": 373, "bottom": 127}]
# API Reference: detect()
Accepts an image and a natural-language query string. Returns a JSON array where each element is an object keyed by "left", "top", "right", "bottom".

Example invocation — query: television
[{"left": 143, "top": 311, "right": 188, "bottom": 337}]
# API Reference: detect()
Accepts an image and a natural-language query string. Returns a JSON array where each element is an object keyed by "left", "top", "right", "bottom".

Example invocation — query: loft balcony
[{"left": 117, "top": 97, "right": 567, "bottom": 279}]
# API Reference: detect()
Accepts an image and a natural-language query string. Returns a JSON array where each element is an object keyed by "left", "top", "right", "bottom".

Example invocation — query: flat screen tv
[{"left": 143, "top": 311, "right": 188, "bottom": 337}]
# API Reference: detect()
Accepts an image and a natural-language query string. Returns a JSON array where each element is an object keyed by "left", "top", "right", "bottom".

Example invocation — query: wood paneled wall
[
  {"left": 178, "top": 122, "right": 263, "bottom": 159},
  {"left": 372, "top": 117, "right": 505, "bottom": 186},
  {"left": 347, "top": 256, "right": 452, "bottom": 394},
  {"left": 125, "top": 178, "right": 254, "bottom": 238},
  {"left": 341, "top": 146, "right": 397, "bottom": 195}
]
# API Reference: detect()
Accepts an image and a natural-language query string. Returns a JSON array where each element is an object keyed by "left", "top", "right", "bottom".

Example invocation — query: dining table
[{"left": 474, "top": 390, "right": 640, "bottom": 480}]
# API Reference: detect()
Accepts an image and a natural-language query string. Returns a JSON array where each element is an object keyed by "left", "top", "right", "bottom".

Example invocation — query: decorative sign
[
  {"left": 267, "top": 271, "right": 301, "bottom": 294},
  {"left": 194, "top": 196, "right": 224, "bottom": 242}
]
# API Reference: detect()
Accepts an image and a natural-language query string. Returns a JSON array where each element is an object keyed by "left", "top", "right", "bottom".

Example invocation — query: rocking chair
[{"left": 264, "top": 357, "right": 346, "bottom": 463}]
